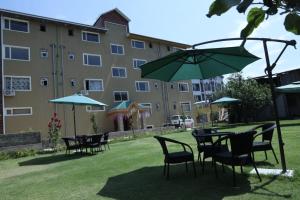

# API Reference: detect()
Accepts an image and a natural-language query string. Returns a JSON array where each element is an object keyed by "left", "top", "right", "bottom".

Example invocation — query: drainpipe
[
  {"left": 1, "top": 14, "right": 5, "bottom": 134},
  {"left": 59, "top": 44, "right": 67, "bottom": 136},
  {"left": 50, "top": 43, "right": 57, "bottom": 112}
]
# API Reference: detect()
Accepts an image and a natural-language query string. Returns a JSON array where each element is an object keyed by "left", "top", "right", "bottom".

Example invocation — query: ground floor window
[
  {"left": 5, "top": 107, "right": 32, "bottom": 116},
  {"left": 113, "top": 91, "right": 129, "bottom": 102},
  {"left": 86, "top": 105, "right": 105, "bottom": 112},
  {"left": 180, "top": 102, "right": 191, "bottom": 112}
]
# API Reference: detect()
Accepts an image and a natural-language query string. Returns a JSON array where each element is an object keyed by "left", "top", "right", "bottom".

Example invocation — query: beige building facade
[{"left": 0, "top": 8, "right": 197, "bottom": 139}]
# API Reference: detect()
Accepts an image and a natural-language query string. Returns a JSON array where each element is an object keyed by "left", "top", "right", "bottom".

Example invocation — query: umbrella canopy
[
  {"left": 211, "top": 97, "right": 241, "bottom": 105},
  {"left": 141, "top": 46, "right": 260, "bottom": 81},
  {"left": 49, "top": 94, "right": 108, "bottom": 137},
  {"left": 276, "top": 81, "right": 300, "bottom": 93}
]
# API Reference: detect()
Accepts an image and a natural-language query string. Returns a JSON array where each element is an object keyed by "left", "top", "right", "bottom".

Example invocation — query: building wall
[{"left": 2, "top": 13, "right": 195, "bottom": 139}]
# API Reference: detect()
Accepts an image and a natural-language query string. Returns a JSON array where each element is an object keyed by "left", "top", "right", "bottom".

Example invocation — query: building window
[
  {"left": 194, "top": 95, "right": 202, "bottom": 102},
  {"left": 86, "top": 105, "right": 105, "bottom": 112},
  {"left": 68, "top": 52, "right": 75, "bottom": 60},
  {"left": 178, "top": 82, "right": 189, "bottom": 92},
  {"left": 68, "top": 29, "right": 74, "bottom": 36},
  {"left": 40, "top": 24, "right": 46, "bottom": 32},
  {"left": 133, "top": 59, "right": 147, "bottom": 69},
  {"left": 167, "top": 46, "right": 171, "bottom": 51},
  {"left": 82, "top": 31, "right": 100, "bottom": 43},
  {"left": 139, "top": 103, "right": 152, "bottom": 115},
  {"left": 70, "top": 79, "right": 76, "bottom": 87},
  {"left": 192, "top": 83, "right": 200, "bottom": 91},
  {"left": 84, "top": 79, "right": 103, "bottom": 91},
  {"left": 131, "top": 40, "right": 145, "bottom": 49},
  {"left": 4, "top": 45, "right": 30, "bottom": 61},
  {"left": 112, "top": 67, "right": 127, "bottom": 78},
  {"left": 4, "top": 76, "right": 31, "bottom": 91},
  {"left": 180, "top": 102, "right": 191, "bottom": 112},
  {"left": 83, "top": 53, "right": 101, "bottom": 67},
  {"left": 154, "top": 82, "right": 158, "bottom": 88},
  {"left": 136, "top": 81, "right": 150, "bottom": 92},
  {"left": 4, "top": 18, "right": 29, "bottom": 33},
  {"left": 40, "top": 49, "right": 48, "bottom": 59},
  {"left": 40, "top": 77, "right": 48, "bottom": 86},
  {"left": 111, "top": 44, "right": 124, "bottom": 55},
  {"left": 170, "top": 84, "right": 174, "bottom": 89},
  {"left": 5, "top": 107, "right": 32, "bottom": 116},
  {"left": 113, "top": 91, "right": 129, "bottom": 102}
]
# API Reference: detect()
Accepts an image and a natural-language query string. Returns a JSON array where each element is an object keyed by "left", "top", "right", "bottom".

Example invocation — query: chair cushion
[
  {"left": 198, "top": 144, "right": 229, "bottom": 158},
  {"left": 252, "top": 141, "right": 271, "bottom": 151},
  {"left": 213, "top": 151, "right": 250, "bottom": 165},
  {"left": 166, "top": 151, "right": 194, "bottom": 163}
]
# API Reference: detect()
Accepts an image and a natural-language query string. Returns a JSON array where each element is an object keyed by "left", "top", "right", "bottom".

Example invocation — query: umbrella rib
[{"left": 201, "top": 54, "right": 242, "bottom": 71}]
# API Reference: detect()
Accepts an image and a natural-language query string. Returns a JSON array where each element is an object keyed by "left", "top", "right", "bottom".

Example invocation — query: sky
[{"left": 0, "top": 0, "right": 299, "bottom": 78}]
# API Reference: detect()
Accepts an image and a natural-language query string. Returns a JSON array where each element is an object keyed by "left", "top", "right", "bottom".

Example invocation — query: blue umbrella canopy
[
  {"left": 276, "top": 81, "right": 300, "bottom": 93},
  {"left": 211, "top": 97, "right": 241, "bottom": 105},
  {"left": 49, "top": 94, "right": 108, "bottom": 106}
]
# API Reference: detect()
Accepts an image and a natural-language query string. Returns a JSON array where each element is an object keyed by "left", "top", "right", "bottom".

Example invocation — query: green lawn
[{"left": 0, "top": 120, "right": 299, "bottom": 200}]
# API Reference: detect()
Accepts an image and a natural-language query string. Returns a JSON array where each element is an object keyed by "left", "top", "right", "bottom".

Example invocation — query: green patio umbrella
[
  {"left": 276, "top": 81, "right": 300, "bottom": 93},
  {"left": 49, "top": 94, "right": 108, "bottom": 137},
  {"left": 141, "top": 46, "right": 260, "bottom": 81},
  {"left": 211, "top": 97, "right": 241, "bottom": 105}
]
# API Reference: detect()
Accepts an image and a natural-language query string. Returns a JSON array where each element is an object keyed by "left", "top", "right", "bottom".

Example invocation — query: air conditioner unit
[
  {"left": 80, "top": 90, "right": 89, "bottom": 96},
  {"left": 4, "top": 90, "right": 16, "bottom": 96}
]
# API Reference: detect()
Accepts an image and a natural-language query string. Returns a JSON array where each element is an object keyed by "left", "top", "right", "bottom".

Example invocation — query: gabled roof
[{"left": 100, "top": 8, "right": 131, "bottom": 22}]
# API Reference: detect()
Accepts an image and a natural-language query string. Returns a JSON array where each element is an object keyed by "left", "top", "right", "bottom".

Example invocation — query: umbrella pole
[
  {"left": 263, "top": 41, "right": 287, "bottom": 172},
  {"left": 72, "top": 104, "right": 77, "bottom": 138}
]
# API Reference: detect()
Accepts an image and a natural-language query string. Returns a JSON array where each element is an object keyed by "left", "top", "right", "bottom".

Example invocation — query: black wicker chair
[
  {"left": 100, "top": 132, "right": 110, "bottom": 150},
  {"left": 86, "top": 134, "right": 103, "bottom": 153},
  {"left": 62, "top": 137, "right": 80, "bottom": 155},
  {"left": 250, "top": 123, "right": 279, "bottom": 163},
  {"left": 192, "top": 128, "right": 229, "bottom": 173},
  {"left": 154, "top": 136, "right": 196, "bottom": 179},
  {"left": 212, "top": 131, "right": 261, "bottom": 186}
]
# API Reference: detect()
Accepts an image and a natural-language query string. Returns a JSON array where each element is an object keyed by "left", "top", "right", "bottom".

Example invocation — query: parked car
[{"left": 170, "top": 115, "right": 194, "bottom": 128}]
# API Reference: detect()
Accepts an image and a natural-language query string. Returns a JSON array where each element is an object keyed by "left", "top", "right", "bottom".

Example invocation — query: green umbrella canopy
[
  {"left": 49, "top": 94, "right": 108, "bottom": 106},
  {"left": 276, "top": 81, "right": 300, "bottom": 93},
  {"left": 211, "top": 97, "right": 241, "bottom": 105},
  {"left": 141, "top": 46, "right": 260, "bottom": 82}
]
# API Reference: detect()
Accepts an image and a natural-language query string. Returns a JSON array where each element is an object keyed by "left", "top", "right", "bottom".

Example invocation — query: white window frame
[
  {"left": 133, "top": 58, "right": 147, "bottom": 69},
  {"left": 3, "top": 17, "right": 30, "bottom": 33},
  {"left": 139, "top": 103, "right": 152, "bottom": 115},
  {"left": 5, "top": 107, "right": 32, "bottom": 116},
  {"left": 82, "top": 53, "right": 102, "bottom": 67},
  {"left": 113, "top": 91, "right": 129, "bottom": 102},
  {"left": 178, "top": 82, "right": 189, "bottom": 92},
  {"left": 86, "top": 105, "right": 105, "bottom": 112},
  {"left": 111, "top": 67, "right": 127, "bottom": 78},
  {"left": 81, "top": 31, "right": 100, "bottom": 43},
  {"left": 110, "top": 43, "right": 125, "bottom": 55},
  {"left": 40, "top": 49, "right": 48, "bottom": 59},
  {"left": 135, "top": 81, "right": 150, "bottom": 92},
  {"left": 180, "top": 101, "right": 192, "bottom": 112},
  {"left": 3, "top": 45, "right": 30, "bottom": 61},
  {"left": 131, "top": 39, "right": 145, "bottom": 49},
  {"left": 4, "top": 75, "right": 32, "bottom": 91},
  {"left": 84, "top": 79, "right": 104, "bottom": 92}
]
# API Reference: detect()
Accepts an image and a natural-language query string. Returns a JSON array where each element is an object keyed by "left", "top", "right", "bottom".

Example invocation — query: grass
[{"left": 0, "top": 120, "right": 299, "bottom": 200}]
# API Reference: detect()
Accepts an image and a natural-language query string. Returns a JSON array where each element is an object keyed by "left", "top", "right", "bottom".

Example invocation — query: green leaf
[
  {"left": 240, "top": 7, "right": 265, "bottom": 38},
  {"left": 284, "top": 13, "right": 300, "bottom": 35},
  {"left": 207, "top": 0, "right": 241, "bottom": 17},
  {"left": 237, "top": 0, "right": 253, "bottom": 13}
]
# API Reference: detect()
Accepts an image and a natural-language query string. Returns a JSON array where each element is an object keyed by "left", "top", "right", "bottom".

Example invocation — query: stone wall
[{"left": 0, "top": 132, "right": 42, "bottom": 151}]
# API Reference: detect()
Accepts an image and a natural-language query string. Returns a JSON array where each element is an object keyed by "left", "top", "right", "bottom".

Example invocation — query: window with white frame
[
  {"left": 111, "top": 44, "right": 124, "bottom": 55},
  {"left": 135, "top": 81, "right": 150, "bottom": 92},
  {"left": 178, "top": 82, "right": 189, "bottom": 92},
  {"left": 83, "top": 53, "right": 101, "bottom": 67},
  {"left": 131, "top": 40, "right": 145, "bottom": 49},
  {"left": 192, "top": 83, "right": 200, "bottom": 91},
  {"left": 4, "top": 18, "right": 29, "bottom": 33},
  {"left": 112, "top": 67, "right": 127, "bottom": 78},
  {"left": 180, "top": 102, "right": 191, "bottom": 112},
  {"left": 4, "top": 45, "right": 30, "bottom": 61},
  {"left": 113, "top": 91, "right": 129, "bottom": 102},
  {"left": 82, "top": 31, "right": 100, "bottom": 43},
  {"left": 84, "top": 79, "right": 103, "bottom": 91},
  {"left": 5, "top": 107, "right": 32, "bottom": 116},
  {"left": 139, "top": 103, "right": 152, "bottom": 115},
  {"left": 4, "top": 76, "right": 31, "bottom": 91},
  {"left": 133, "top": 59, "right": 147, "bottom": 69},
  {"left": 86, "top": 105, "right": 105, "bottom": 112}
]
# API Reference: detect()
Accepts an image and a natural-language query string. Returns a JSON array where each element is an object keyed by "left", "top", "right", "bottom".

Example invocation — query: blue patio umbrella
[{"left": 49, "top": 94, "right": 108, "bottom": 137}]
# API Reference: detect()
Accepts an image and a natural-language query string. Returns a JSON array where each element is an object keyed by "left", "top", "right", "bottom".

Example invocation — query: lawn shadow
[
  {"left": 18, "top": 153, "right": 85, "bottom": 166},
  {"left": 98, "top": 164, "right": 253, "bottom": 200}
]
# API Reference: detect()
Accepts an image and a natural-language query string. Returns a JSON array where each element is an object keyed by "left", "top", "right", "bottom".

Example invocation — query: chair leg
[
  {"left": 202, "top": 158, "right": 205, "bottom": 174},
  {"left": 252, "top": 159, "right": 262, "bottom": 182},
  {"left": 264, "top": 151, "right": 268, "bottom": 160},
  {"left": 240, "top": 165, "right": 243, "bottom": 174},
  {"left": 271, "top": 147, "right": 279, "bottom": 164},
  {"left": 192, "top": 161, "right": 197, "bottom": 177},
  {"left": 232, "top": 166, "right": 236, "bottom": 187},
  {"left": 198, "top": 152, "right": 202, "bottom": 165},
  {"left": 185, "top": 162, "right": 188, "bottom": 173},
  {"left": 163, "top": 163, "right": 166, "bottom": 176},
  {"left": 167, "top": 163, "right": 170, "bottom": 180}
]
